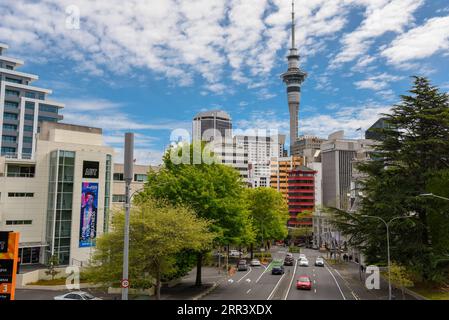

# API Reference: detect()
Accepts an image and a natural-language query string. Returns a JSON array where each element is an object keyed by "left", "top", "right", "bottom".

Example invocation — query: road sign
[{"left": 121, "top": 279, "right": 129, "bottom": 288}]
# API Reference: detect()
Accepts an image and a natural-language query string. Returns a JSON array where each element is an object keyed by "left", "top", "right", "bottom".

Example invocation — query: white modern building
[
  {"left": 192, "top": 110, "right": 232, "bottom": 143},
  {"left": 0, "top": 43, "right": 64, "bottom": 161},
  {"left": 0, "top": 122, "right": 114, "bottom": 266}
]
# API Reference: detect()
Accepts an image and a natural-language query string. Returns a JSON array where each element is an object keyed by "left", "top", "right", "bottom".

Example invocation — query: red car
[{"left": 296, "top": 276, "right": 312, "bottom": 290}]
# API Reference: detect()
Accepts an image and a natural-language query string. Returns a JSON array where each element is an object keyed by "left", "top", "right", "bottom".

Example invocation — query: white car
[
  {"left": 299, "top": 254, "right": 306, "bottom": 260},
  {"left": 315, "top": 257, "right": 325, "bottom": 267},
  {"left": 250, "top": 259, "right": 261, "bottom": 266},
  {"left": 54, "top": 291, "right": 102, "bottom": 300},
  {"left": 299, "top": 258, "right": 309, "bottom": 267},
  {"left": 229, "top": 250, "right": 242, "bottom": 257}
]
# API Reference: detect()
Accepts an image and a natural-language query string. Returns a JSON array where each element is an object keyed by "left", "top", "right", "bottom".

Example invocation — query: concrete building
[
  {"left": 321, "top": 131, "right": 375, "bottom": 211},
  {"left": 365, "top": 117, "right": 390, "bottom": 141},
  {"left": 192, "top": 110, "right": 232, "bottom": 142},
  {"left": 112, "top": 163, "right": 156, "bottom": 209},
  {"left": 287, "top": 166, "right": 316, "bottom": 227},
  {"left": 270, "top": 156, "right": 303, "bottom": 199},
  {"left": 0, "top": 122, "right": 114, "bottom": 266},
  {"left": 281, "top": 3, "right": 307, "bottom": 154},
  {"left": 292, "top": 135, "right": 324, "bottom": 162},
  {"left": 0, "top": 43, "right": 64, "bottom": 160}
]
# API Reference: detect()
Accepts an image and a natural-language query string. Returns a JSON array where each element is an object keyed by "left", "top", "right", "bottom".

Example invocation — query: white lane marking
[
  {"left": 314, "top": 289, "right": 317, "bottom": 294},
  {"left": 324, "top": 263, "right": 346, "bottom": 300},
  {"left": 256, "top": 261, "right": 273, "bottom": 283},
  {"left": 246, "top": 289, "right": 252, "bottom": 294},
  {"left": 237, "top": 267, "right": 252, "bottom": 283},
  {"left": 330, "top": 265, "right": 360, "bottom": 301},
  {"left": 283, "top": 259, "right": 298, "bottom": 300},
  {"left": 313, "top": 280, "right": 316, "bottom": 284},
  {"left": 352, "top": 291, "right": 359, "bottom": 300},
  {"left": 267, "top": 272, "right": 287, "bottom": 300}
]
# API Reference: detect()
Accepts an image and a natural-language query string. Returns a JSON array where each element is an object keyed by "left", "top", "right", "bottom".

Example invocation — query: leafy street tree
[
  {"left": 244, "top": 187, "right": 289, "bottom": 258},
  {"left": 136, "top": 142, "right": 255, "bottom": 286},
  {"left": 45, "top": 255, "right": 60, "bottom": 280},
  {"left": 85, "top": 198, "right": 214, "bottom": 299},
  {"left": 332, "top": 77, "right": 449, "bottom": 284}
]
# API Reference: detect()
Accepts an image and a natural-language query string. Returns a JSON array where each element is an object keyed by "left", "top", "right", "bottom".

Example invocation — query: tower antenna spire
[{"left": 291, "top": 0, "right": 296, "bottom": 49}]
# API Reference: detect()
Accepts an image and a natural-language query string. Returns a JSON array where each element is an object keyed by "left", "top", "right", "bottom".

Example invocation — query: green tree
[
  {"left": 244, "top": 187, "right": 289, "bottom": 258},
  {"left": 332, "top": 77, "right": 449, "bottom": 283},
  {"left": 136, "top": 142, "right": 255, "bottom": 286},
  {"left": 85, "top": 198, "right": 214, "bottom": 299},
  {"left": 45, "top": 255, "right": 60, "bottom": 280}
]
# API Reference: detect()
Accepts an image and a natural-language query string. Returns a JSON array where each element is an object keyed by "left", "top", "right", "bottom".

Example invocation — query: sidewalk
[{"left": 328, "top": 260, "right": 421, "bottom": 300}]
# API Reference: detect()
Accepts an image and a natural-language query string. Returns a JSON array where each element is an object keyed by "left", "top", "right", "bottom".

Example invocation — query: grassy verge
[{"left": 28, "top": 275, "right": 89, "bottom": 286}]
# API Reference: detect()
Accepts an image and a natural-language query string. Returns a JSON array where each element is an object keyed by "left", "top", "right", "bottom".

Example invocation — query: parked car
[
  {"left": 296, "top": 276, "right": 312, "bottom": 290},
  {"left": 315, "top": 257, "right": 325, "bottom": 267},
  {"left": 229, "top": 250, "right": 242, "bottom": 257},
  {"left": 284, "top": 255, "right": 294, "bottom": 266},
  {"left": 250, "top": 259, "right": 261, "bottom": 266},
  {"left": 54, "top": 291, "right": 101, "bottom": 300},
  {"left": 271, "top": 265, "right": 285, "bottom": 275},
  {"left": 237, "top": 259, "right": 248, "bottom": 271},
  {"left": 299, "top": 258, "right": 309, "bottom": 267}
]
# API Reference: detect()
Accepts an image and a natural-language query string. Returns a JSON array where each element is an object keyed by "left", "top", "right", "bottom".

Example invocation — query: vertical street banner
[
  {"left": 0, "top": 232, "right": 19, "bottom": 301},
  {"left": 79, "top": 182, "right": 98, "bottom": 248}
]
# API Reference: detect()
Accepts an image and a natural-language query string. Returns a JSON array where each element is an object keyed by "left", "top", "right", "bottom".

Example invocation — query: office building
[
  {"left": 365, "top": 118, "right": 391, "bottom": 141},
  {"left": 192, "top": 110, "right": 232, "bottom": 142},
  {"left": 287, "top": 166, "right": 316, "bottom": 227},
  {"left": 281, "top": 2, "right": 307, "bottom": 154},
  {"left": 0, "top": 122, "right": 114, "bottom": 266},
  {"left": 0, "top": 43, "right": 64, "bottom": 160},
  {"left": 321, "top": 131, "right": 375, "bottom": 210},
  {"left": 291, "top": 135, "right": 324, "bottom": 162},
  {"left": 270, "top": 156, "right": 303, "bottom": 199}
]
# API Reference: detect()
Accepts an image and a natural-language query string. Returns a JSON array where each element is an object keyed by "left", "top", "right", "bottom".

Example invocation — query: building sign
[
  {"left": 82, "top": 161, "right": 99, "bottom": 179},
  {"left": 0, "top": 232, "right": 19, "bottom": 301},
  {"left": 79, "top": 182, "right": 98, "bottom": 248}
]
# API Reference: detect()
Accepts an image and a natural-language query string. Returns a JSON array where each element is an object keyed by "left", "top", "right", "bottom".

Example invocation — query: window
[
  {"left": 112, "top": 194, "right": 126, "bottom": 203},
  {"left": 1, "top": 147, "right": 16, "bottom": 155},
  {"left": 24, "top": 114, "right": 34, "bottom": 121},
  {"left": 2, "top": 135, "right": 17, "bottom": 143},
  {"left": 5, "top": 77, "right": 22, "bottom": 84},
  {"left": 25, "top": 92, "right": 36, "bottom": 99},
  {"left": 38, "top": 93, "right": 45, "bottom": 100},
  {"left": 5, "top": 220, "right": 32, "bottom": 225},
  {"left": 24, "top": 125, "right": 34, "bottom": 132},
  {"left": 25, "top": 101, "right": 35, "bottom": 110},
  {"left": 8, "top": 192, "right": 34, "bottom": 197},
  {"left": 4, "top": 101, "right": 19, "bottom": 109},
  {"left": 39, "top": 104, "right": 59, "bottom": 113},
  {"left": 3, "top": 112, "right": 18, "bottom": 120},
  {"left": 5, "top": 89, "right": 19, "bottom": 97},
  {"left": 38, "top": 116, "right": 58, "bottom": 123},
  {"left": 113, "top": 173, "right": 124, "bottom": 181},
  {"left": 5, "top": 65, "right": 14, "bottom": 70},
  {"left": 3, "top": 124, "right": 17, "bottom": 131},
  {"left": 7, "top": 164, "right": 35, "bottom": 177},
  {"left": 23, "top": 136, "right": 33, "bottom": 144},
  {"left": 134, "top": 174, "right": 147, "bottom": 182},
  {"left": 22, "top": 148, "right": 32, "bottom": 155}
]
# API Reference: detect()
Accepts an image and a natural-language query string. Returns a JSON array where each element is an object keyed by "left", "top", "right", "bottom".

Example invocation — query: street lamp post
[{"left": 361, "top": 214, "right": 415, "bottom": 300}]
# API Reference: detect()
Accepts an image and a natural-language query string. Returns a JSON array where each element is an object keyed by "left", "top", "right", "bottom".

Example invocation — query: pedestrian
[
  {"left": 360, "top": 264, "right": 365, "bottom": 273},
  {"left": 349, "top": 254, "right": 353, "bottom": 261}
]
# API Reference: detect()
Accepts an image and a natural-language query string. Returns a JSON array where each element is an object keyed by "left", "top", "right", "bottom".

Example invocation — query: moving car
[
  {"left": 54, "top": 291, "right": 101, "bottom": 300},
  {"left": 296, "top": 276, "right": 312, "bottom": 290},
  {"left": 271, "top": 265, "right": 285, "bottom": 275},
  {"left": 250, "top": 259, "right": 261, "bottom": 266},
  {"left": 299, "top": 258, "right": 309, "bottom": 267},
  {"left": 237, "top": 259, "right": 248, "bottom": 271},
  {"left": 315, "top": 257, "right": 325, "bottom": 267},
  {"left": 284, "top": 255, "right": 294, "bottom": 266}
]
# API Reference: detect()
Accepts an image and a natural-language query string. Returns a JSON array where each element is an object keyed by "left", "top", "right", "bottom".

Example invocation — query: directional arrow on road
[
  {"left": 228, "top": 279, "right": 234, "bottom": 284},
  {"left": 245, "top": 279, "right": 251, "bottom": 283}
]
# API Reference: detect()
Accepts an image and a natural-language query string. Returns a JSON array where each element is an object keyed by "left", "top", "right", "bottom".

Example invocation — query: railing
[
  {"left": 6, "top": 172, "right": 35, "bottom": 178},
  {"left": 2, "top": 152, "right": 33, "bottom": 160}
]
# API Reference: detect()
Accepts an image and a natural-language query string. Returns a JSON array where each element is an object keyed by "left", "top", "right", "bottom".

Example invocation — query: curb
[
  {"left": 192, "top": 278, "right": 226, "bottom": 301},
  {"left": 16, "top": 283, "right": 102, "bottom": 291}
]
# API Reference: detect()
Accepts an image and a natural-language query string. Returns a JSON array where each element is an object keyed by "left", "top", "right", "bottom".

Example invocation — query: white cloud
[
  {"left": 354, "top": 73, "right": 403, "bottom": 91},
  {"left": 381, "top": 16, "right": 449, "bottom": 66},
  {"left": 330, "top": 0, "right": 424, "bottom": 68}
]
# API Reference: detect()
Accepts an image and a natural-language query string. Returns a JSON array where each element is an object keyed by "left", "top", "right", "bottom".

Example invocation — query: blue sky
[{"left": 1, "top": 0, "right": 449, "bottom": 164}]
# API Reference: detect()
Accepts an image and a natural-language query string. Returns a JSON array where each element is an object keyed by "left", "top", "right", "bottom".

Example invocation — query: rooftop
[{"left": 193, "top": 110, "right": 231, "bottom": 120}]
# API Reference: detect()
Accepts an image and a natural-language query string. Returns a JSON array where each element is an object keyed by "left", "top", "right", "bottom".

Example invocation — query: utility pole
[{"left": 122, "top": 133, "right": 134, "bottom": 300}]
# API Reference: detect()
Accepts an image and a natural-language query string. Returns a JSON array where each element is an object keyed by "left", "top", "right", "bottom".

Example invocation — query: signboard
[
  {"left": 79, "top": 182, "right": 98, "bottom": 248},
  {"left": 82, "top": 161, "right": 99, "bottom": 179},
  {"left": 121, "top": 279, "right": 129, "bottom": 288},
  {"left": 0, "top": 232, "right": 19, "bottom": 301}
]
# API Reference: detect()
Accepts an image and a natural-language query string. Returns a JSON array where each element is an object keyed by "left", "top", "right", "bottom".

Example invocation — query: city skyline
[{"left": 1, "top": 0, "right": 448, "bottom": 164}]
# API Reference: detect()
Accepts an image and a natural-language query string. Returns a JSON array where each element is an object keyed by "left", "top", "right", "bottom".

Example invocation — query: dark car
[
  {"left": 237, "top": 259, "right": 248, "bottom": 271},
  {"left": 271, "top": 265, "right": 285, "bottom": 275},
  {"left": 284, "top": 256, "right": 294, "bottom": 266}
]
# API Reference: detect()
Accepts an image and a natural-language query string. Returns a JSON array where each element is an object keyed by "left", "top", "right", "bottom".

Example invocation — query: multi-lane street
[{"left": 203, "top": 247, "right": 359, "bottom": 301}]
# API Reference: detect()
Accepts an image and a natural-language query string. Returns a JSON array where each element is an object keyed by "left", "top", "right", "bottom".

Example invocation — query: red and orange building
[{"left": 287, "top": 166, "right": 316, "bottom": 227}]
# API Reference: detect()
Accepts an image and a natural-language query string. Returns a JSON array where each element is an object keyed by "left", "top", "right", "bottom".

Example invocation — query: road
[{"left": 203, "top": 246, "right": 356, "bottom": 300}]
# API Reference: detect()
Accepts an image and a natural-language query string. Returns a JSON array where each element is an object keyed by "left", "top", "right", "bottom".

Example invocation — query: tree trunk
[
  {"left": 250, "top": 243, "right": 254, "bottom": 260},
  {"left": 156, "top": 264, "right": 161, "bottom": 300},
  {"left": 195, "top": 252, "right": 203, "bottom": 287}
]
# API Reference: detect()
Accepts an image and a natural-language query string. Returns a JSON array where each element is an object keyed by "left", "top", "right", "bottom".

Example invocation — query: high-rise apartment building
[
  {"left": 192, "top": 110, "right": 232, "bottom": 142},
  {"left": 287, "top": 166, "right": 316, "bottom": 227},
  {"left": 270, "top": 156, "right": 303, "bottom": 199},
  {"left": 0, "top": 43, "right": 64, "bottom": 160}
]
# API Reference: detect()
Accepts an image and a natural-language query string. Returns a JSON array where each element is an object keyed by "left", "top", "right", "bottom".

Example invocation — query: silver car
[
  {"left": 54, "top": 291, "right": 101, "bottom": 300},
  {"left": 315, "top": 257, "right": 325, "bottom": 267}
]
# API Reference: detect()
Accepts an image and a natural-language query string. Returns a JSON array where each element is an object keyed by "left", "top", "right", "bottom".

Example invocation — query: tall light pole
[
  {"left": 361, "top": 214, "right": 416, "bottom": 300},
  {"left": 122, "top": 133, "right": 134, "bottom": 300}
]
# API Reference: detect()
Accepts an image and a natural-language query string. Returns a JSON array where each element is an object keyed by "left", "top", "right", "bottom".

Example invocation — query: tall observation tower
[{"left": 281, "top": 0, "right": 307, "bottom": 155}]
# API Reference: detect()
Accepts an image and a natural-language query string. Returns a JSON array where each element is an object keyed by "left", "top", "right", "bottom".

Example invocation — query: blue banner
[{"left": 79, "top": 182, "right": 98, "bottom": 248}]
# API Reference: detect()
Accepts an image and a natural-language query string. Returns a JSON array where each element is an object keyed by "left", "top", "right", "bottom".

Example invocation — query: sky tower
[{"left": 281, "top": 0, "right": 307, "bottom": 155}]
